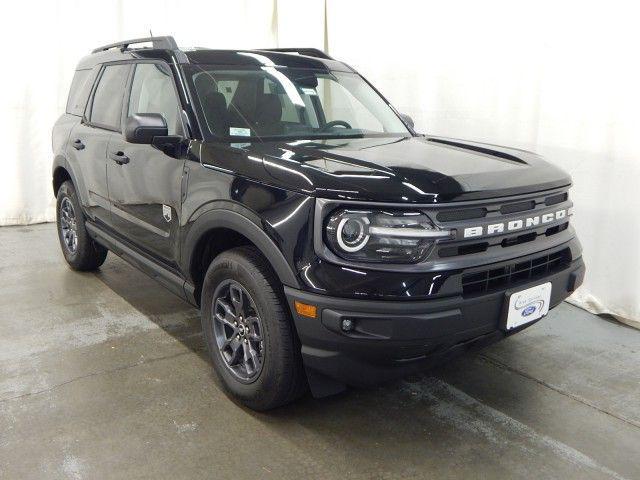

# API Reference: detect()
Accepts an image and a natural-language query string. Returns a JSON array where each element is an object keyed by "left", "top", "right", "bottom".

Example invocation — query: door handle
[
  {"left": 109, "top": 151, "right": 130, "bottom": 165},
  {"left": 72, "top": 139, "right": 85, "bottom": 150}
]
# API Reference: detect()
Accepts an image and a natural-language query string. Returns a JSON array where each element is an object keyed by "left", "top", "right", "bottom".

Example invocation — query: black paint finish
[
  {"left": 52, "top": 44, "right": 579, "bottom": 303},
  {"left": 51, "top": 40, "right": 585, "bottom": 394},
  {"left": 240, "top": 135, "right": 571, "bottom": 203}
]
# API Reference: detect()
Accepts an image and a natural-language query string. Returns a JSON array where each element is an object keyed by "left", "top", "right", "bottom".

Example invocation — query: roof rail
[
  {"left": 258, "top": 48, "right": 333, "bottom": 60},
  {"left": 92, "top": 36, "right": 178, "bottom": 54}
]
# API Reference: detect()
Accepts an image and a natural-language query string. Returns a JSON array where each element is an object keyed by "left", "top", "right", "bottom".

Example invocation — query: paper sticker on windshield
[
  {"left": 230, "top": 127, "right": 250, "bottom": 136},
  {"left": 300, "top": 87, "right": 317, "bottom": 96}
]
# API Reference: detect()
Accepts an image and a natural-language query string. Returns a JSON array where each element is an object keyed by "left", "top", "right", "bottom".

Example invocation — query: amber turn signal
[{"left": 294, "top": 301, "right": 317, "bottom": 318}]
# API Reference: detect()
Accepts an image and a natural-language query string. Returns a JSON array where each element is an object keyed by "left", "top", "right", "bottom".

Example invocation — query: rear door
[
  {"left": 106, "top": 61, "right": 186, "bottom": 268},
  {"left": 69, "top": 64, "right": 130, "bottom": 226}
]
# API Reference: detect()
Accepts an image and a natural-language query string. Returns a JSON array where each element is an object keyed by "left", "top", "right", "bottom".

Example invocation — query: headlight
[{"left": 325, "top": 209, "right": 451, "bottom": 263}]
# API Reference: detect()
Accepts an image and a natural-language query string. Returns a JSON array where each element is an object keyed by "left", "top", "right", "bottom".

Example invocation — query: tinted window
[
  {"left": 128, "top": 63, "right": 181, "bottom": 135},
  {"left": 90, "top": 64, "right": 130, "bottom": 129},
  {"left": 66, "top": 69, "right": 96, "bottom": 116}
]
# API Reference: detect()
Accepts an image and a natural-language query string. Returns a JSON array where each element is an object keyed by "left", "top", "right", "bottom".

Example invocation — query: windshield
[{"left": 185, "top": 64, "right": 411, "bottom": 141}]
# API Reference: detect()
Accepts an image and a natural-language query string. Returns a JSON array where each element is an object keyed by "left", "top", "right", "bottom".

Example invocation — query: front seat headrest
[
  {"left": 202, "top": 91, "right": 230, "bottom": 137},
  {"left": 254, "top": 95, "right": 283, "bottom": 135}
]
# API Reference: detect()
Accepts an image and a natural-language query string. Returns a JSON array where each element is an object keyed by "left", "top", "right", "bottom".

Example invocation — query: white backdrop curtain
[
  {"left": 0, "top": 0, "right": 279, "bottom": 224},
  {"left": 1, "top": 0, "right": 638, "bottom": 326}
]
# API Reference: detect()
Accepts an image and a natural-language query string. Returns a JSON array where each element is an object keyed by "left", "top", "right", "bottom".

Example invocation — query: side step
[{"left": 85, "top": 221, "right": 195, "bottom": 305}]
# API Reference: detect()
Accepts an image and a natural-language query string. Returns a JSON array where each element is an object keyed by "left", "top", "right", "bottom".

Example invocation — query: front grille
[
  {"left": 461, "top": 248, "right": 571, "bottom": 296},
  {"left": 500, "top": 200, "right": 535, "bottom": 214},
  {"left": 428, "top": 188, "right": 572, "bottom": 264},
  {"left": 545, "top": 192, "right": 568, "bottom": 206},
  {"left": 436, "top": 207, "right": 487, "bottom": 222},
  {"left": 438, "top": 222, "right": 569, "bottom": 258},
  {"left": 439, "top": 242, "right": 488, "bottom": 257}
]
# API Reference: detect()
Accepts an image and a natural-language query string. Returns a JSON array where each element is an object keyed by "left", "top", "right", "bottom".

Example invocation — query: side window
[
  {"left": 66, "top": 69, "right": 97, "bottom": 116},
  {"left": 128, "top": 63, "right": 181, "bottom": 135},
  {"left": 89, "top": 64, "right": 130, "bottom": 129}
]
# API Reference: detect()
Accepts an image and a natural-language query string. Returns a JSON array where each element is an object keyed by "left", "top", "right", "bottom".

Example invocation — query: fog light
[{"left": 341, "top": 318, "right": 355, "bottom": 332}]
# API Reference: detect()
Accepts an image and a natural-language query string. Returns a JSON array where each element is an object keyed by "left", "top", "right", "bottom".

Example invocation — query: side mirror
[
  {"left": 125, "top": 113, "right": 168, "bottom": 144},
  {"left": 399, "top": 113, "right": 415, "bottom": 130}
]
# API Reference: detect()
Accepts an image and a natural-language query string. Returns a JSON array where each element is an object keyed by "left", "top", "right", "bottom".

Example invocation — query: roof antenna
[{"left": 149, "top": 29, "right": 153, "bottom": 37}]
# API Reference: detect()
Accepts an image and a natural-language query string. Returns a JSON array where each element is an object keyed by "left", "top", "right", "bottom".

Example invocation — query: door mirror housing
[
  {"left": 125, "top": 113, "right": 168, "bottom": 144},
  {"left": 399, "top": 113, "right": 415, "bottom": 130}
]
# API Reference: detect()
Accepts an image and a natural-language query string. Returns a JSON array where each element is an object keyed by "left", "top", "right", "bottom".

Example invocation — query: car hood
[{"left": 202, "top": 135, "right": 572, "bottom": 204}]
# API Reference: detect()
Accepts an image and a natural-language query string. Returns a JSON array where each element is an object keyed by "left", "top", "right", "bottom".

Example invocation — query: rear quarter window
[{"left": 66, "top": 69, "right": 97, "bottom": 116}]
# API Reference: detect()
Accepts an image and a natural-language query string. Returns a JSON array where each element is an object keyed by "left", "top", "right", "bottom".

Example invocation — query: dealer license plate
[{"left": 504, "top": 282, "right": 552, "bottom": 330}]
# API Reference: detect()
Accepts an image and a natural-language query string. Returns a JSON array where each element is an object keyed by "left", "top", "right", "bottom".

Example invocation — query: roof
[{"left": 76, "top": 36, "right": 352, "bottom": 72}]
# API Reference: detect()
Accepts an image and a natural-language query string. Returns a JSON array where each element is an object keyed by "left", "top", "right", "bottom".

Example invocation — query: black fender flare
[
  {"left": 52, "top": 155, "right": 86, "bottom": 205},
  {"left": 182, "top": 207, "right": 301, "bottom": 291},
  {"left": 52, "top": 154, "right": 70, "bottom": 194}
]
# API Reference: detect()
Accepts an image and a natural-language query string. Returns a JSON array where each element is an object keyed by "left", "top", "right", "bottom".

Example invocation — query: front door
[{"left": 106, "top": 62, "right": 186, "bottom": 268}]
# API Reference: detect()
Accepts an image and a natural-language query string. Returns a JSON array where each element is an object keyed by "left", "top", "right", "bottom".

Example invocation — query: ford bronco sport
[{"left": 52, "top": 36, "right": 585, "bottom": 410}]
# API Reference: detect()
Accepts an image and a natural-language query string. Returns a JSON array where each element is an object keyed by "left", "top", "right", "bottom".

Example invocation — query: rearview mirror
[
  {"left": 399, "top": 113, "right": 415, "bottom": 130},
  {"left": 125, "top": 113, "right": 168, "bottom": 144}
]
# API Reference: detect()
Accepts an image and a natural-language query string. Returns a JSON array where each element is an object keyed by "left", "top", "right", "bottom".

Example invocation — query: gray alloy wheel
[
  {"left": 55, "top": 180, "right": 108, "bottom": 271},
  {"left": 59, "top": 197, "right": 78, "bottom": 254},
  {"left": 212, "top": 280, "right": 265, "bottom": 383},
  {"left": 200, "top": 246, "right": 308, "bottom": 410}
]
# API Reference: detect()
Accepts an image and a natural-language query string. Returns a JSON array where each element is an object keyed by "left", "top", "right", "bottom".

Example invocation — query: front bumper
[{"left": 285, "top": 255, "right": 585, "bottom": 395}]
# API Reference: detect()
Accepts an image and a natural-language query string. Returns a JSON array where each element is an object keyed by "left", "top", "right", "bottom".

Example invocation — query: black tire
[
  {"left": 56, "top": 180, "right": 108, "bottom": 271},
  {"left": 201, "top": 246, "right": 307, "bottom": 410}
]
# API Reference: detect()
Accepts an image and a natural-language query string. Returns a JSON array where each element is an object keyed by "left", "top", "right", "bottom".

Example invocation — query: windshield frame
[{"left": 182, "top": 64, "right": 416, "bottom": 143}]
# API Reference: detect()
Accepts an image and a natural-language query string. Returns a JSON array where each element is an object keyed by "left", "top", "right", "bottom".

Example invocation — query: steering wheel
[{"left": 321, "top": 120, "right": 352, "bottom": 131}]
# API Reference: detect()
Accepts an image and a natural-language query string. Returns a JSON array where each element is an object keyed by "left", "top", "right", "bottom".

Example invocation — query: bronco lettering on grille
[{"left": 463, "top": 208, "right": 570, "bottom": 239}]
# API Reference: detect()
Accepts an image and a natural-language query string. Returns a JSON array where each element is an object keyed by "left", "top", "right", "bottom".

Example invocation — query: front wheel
[
  {"left": 201, "top": 246, "right": 307, "bottom": 410},
  {"left": 56, "top": 180, "right": 107, "bottom": 271}
]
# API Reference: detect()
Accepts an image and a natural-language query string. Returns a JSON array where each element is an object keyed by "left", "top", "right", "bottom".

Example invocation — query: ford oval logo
[{"left": 522, "top": 305, "right": 537, "bottom": 317}]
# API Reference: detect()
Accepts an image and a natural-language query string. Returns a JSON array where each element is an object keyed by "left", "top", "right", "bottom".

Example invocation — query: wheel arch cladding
[
  {"left": 53, "top": 167, "right": 72, "bottom": 196},
  {"left": 184, "top": 209, "right": 301, "bottom": 304}
]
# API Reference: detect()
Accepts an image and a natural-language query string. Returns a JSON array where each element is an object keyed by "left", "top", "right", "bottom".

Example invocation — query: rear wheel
[
  {"left": 201, "top": 246, "right": 307, "bottom": 410},
  {"left": 56, "top": 181, "right": 108, "bottom": 271}
]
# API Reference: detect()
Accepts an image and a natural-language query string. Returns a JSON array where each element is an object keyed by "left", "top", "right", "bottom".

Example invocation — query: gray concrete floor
[{"left": 1, "top": 224, "right": 639, "bottom": 480}]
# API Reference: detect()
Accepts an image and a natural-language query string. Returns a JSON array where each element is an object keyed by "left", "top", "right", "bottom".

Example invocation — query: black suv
[{"left": 52, "top": 36, "right": 585, "bottom": 410}]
